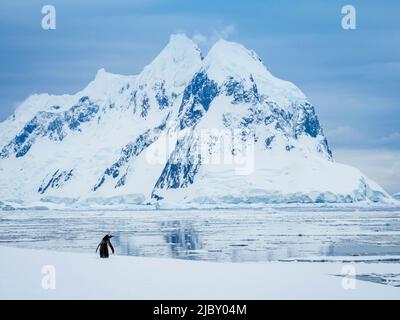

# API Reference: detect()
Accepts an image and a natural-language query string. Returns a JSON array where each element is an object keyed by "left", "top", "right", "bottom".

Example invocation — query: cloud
[
  {"left": 192, "top": 24, "right": 236, "bottom": 50},
  {"left": 326, "top": 125, "right": 400, "bottom": 150},
  {"left": 192, "top": 33, "right": 208, "bottom": 46},
  {"left": 325, "top": 125, "right": 366, "bottom": 147},
  {"left": 334, "top": 148, "right": 400, "bottom": 194},
  {"left": 216, "top": 24, "right": 236, "bottom": 39},
  {"left": 373, "top": 132, "right": 400, "bottom": 147}
]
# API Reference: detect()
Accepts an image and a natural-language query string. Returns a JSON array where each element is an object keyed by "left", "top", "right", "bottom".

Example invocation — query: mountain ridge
[{"left": 0, "top": 34, "right": 392, "bottom": 209}]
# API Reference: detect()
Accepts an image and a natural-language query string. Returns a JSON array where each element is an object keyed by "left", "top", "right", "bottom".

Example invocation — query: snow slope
[
  {"left": 0, "top": 246, "right": 399, "bottom": 299},
  {"left": 0, "top": 34, "right": 391, "bottom": 208}
]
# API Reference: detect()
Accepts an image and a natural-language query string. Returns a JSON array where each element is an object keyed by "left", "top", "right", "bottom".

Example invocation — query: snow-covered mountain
[{"left": 0, "top": 34, "right": 391, "bottom": 208}]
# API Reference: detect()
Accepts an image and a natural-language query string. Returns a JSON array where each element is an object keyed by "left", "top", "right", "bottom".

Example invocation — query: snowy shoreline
[
  {"left": 2, "top": 199, "right": 399, "bottom": 212},
  {"left": 0, "top": 246, "right": 399, "bottom": 299}
]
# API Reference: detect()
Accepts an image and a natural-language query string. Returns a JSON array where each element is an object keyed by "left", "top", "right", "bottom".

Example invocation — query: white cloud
[
  {"left": 373, "top": 132, "right": 400, "bottom": 146},
  {"left": 192, "top": 33, "right": 209, "bottom": 45},
  {"left": 334, "top": 148, "right": 400, "bottom": 194},
  {"left": 216, "top": 24, "right": 236, "bottom": 39},
  {"left": 192, "top": 24, "right": 236, "bottom": 49},
  {"left": 325, "top": 125, "right": 366, "bottom": 147},
  {"left": 326, "top": 126, "right": 400, "bottom": 150}
]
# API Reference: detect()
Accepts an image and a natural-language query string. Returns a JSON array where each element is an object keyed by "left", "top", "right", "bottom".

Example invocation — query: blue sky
[{"left": 0, "top": 0, "right": 399, "bottom": 192}]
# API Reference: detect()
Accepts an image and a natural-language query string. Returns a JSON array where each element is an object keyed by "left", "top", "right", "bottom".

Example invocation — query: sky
[{"left": 0, "top": 0, "right": 399, "bottom": 193}]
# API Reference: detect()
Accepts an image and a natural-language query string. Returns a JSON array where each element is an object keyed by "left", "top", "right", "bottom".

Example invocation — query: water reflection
[
  {"left": 112, "top": 234, "right": 140, "bottom": 256},
  {"left": 0, "top": 209, "right": 399, "bottom": 262},
  {"left": 161, "top": 221, "right": 201, "bottom": 260},
  {"left": 325, "top": 243, "right": 400, "bottom": 257}
]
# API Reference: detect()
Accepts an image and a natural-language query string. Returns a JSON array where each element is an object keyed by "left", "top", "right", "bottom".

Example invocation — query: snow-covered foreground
[
  {"left": 0, "top": 246, "right": 399, "bottom": 299},
  {"left": 1, "top": 208, "right": 399, "bottom": 299}
]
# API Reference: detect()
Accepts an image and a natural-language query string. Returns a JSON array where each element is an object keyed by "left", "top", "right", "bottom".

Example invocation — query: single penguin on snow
[{"left": 96, "top": 234, "right": 114, "bottom": 258}]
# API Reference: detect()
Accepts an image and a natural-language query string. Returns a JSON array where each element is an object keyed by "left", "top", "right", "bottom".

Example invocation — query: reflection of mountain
[
  {"left": 161, "top": 221, "right": 201, "bottom": 259},
  {"left": 112, "top": 233, "right": 140, "bottom": 256}
]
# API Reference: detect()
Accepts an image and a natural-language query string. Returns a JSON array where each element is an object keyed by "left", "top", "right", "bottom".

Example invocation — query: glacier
[{"left": 0, "top": 34, "right": 393, "bottom": 209}]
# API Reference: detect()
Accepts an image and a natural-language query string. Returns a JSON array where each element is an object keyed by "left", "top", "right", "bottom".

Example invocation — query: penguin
[{"left": 96, "top": 234, "right": 114, "bottom": 258}]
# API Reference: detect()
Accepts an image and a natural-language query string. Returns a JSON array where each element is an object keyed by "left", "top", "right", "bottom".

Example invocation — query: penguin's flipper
[{"left": 109, "top": 241, "right": 114, "bottom": 254}]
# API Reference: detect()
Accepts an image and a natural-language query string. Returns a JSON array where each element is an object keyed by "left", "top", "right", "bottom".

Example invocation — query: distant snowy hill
[
  {"left": 0, "top": 34, "right": 391, "bottom": 208},
  {"left": 393, "top": 193, "right": 400, "bottom": 201}
]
